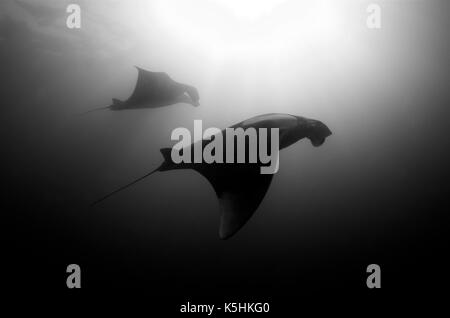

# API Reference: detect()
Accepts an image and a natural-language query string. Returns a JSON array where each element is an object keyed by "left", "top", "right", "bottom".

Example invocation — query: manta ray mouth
[{"left": 311, "top": 137, "right": 326, "bottom": 147}]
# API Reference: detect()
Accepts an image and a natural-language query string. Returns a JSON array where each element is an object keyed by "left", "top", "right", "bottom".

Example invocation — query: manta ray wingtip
[{"left": 219, "top": 227, "right": 232, "bottom": 240}]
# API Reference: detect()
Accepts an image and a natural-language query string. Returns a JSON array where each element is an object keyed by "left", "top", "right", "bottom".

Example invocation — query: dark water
[{"left": 2, "top": 0, "right": 449, "bottom": 305}]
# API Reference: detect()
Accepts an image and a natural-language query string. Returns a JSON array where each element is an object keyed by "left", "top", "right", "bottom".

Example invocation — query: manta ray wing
[
  {"left": 126, "top": 67, "right": 184, "bottom": 106},
  {"left": 193, "top": 164, "right": 274, "bottom": 239}
]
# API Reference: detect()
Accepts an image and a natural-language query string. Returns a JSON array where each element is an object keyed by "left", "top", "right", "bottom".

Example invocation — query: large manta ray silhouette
[
  {"left": 92, "top": 113, "right": 332, "bottom": 239},
  {"left": 82, "top": 66, "right": 199, "bottom": 114}
]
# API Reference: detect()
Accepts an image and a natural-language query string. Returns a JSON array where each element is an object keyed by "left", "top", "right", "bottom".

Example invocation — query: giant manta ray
[
  {"left": 82, "top": 66, "right": 199, "bottom": 114},
  {"left": 92, "top": 113, "right": 332, "bottom": 239}
]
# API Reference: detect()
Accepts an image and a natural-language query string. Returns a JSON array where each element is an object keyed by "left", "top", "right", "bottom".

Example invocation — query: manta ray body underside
[
  {"left": 92, "top": 113, "right": 332, "bottom": 239},
  {"left": 82, "top": 67, "right": 199, "bottom": 114}
]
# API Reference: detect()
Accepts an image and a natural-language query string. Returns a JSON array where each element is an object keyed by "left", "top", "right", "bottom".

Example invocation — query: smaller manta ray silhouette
[
  {"left": 91, "top": 113, "right": 332, "bottom": 239},
  {"left": 81, "top": 66, "right": 200, "bottom": 114}
]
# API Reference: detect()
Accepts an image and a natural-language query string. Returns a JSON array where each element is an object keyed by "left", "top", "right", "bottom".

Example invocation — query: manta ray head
[
  {"left": 185, "top": 86, "right": 200, "bottom": 107},
  {"left": 305, "top": 119, "right": 332, "bottom": 147}
]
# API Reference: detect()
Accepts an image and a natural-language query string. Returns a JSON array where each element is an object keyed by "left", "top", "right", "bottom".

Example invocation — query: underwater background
[{"left": 1, "top": 0, "right": 449, "bottom": 302}]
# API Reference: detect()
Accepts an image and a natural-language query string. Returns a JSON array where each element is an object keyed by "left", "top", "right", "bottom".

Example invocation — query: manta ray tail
[
  {"left": 77, "top": 106, "right": 111, "bottom": 115},
  {"left": 90, "top": 148, "right": 174, "bottom": 206},
  {"left": 78, "top": 99, "right": 126, "bottom": 115},
  {"left": 91, "top": 166, "right": 160, "bottom": 206}
]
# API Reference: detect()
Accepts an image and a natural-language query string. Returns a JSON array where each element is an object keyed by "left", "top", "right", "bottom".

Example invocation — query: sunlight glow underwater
[{"left": 152, "top": 0, "right": 349, "bottom": 61}]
